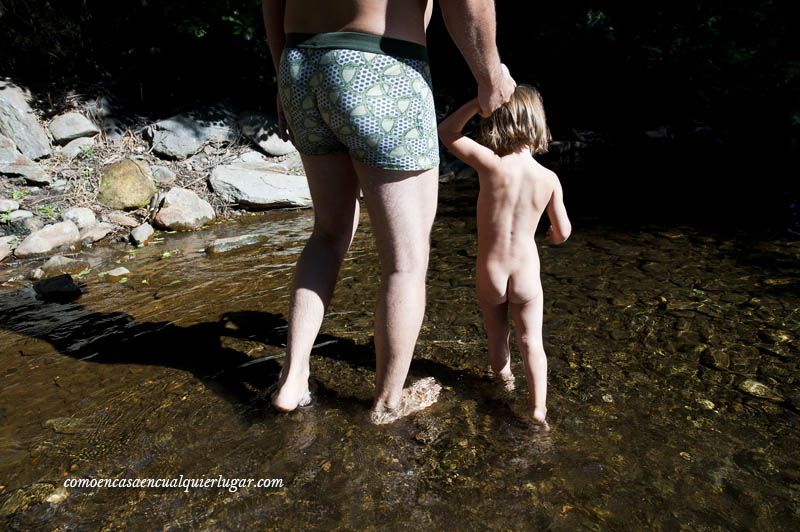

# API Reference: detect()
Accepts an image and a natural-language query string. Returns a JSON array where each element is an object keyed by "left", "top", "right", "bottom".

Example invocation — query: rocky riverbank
[{"left": 0, "top": 78, "right": 331, "bottom": 268}]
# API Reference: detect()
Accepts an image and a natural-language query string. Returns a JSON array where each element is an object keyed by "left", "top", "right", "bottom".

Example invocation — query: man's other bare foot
[
  {"left": 532, "top": 407, "right": 549, "bottom": 431},
  {"left": 271, "top": 372, "right": 312, "bottom": 412},
  {"left": 369, "top": 377, "right": 442, "bottom": 425}
]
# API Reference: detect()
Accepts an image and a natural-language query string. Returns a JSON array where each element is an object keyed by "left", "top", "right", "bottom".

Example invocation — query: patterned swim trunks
[{"left": 279, "top": 32, "right": 439, "bottom": 171}]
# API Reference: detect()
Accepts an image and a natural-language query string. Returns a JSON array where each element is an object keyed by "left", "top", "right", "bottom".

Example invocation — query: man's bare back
[{"left": 284, "top": 0, "right": 432, "bottom": 45}]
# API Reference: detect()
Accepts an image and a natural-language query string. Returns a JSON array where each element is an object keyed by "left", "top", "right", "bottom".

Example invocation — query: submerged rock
[
  {"left": 48, "top": 112, "right": 99, "bottom": 145},
  {"left": 210, "top": 163, "right": 311, "bottom": 209},
  {"left": 153, "top": 187, "right": 215, "bottom": 230},
  {"left": 40, "top": 255, "right": 90, "bottom": 277},
  {"left": 738, "top": 379, "right": 784, "bottom": 402},
  {"left": 33, "top": 274, "right": 82, "bottom": 302},
  {"left": 206, "top": 233, "right": 266, "bottom": 254},
  {"left": 14, "top": 221, "right": 80, "bottom": 257},
  {"left": 97, "top": 159, "right": 156, "bottom": 210},
  {"left": 105, "top": 267, "right": 130, "bottom": 279}
]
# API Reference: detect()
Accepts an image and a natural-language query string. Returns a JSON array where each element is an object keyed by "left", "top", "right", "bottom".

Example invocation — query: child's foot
[
  {"left": 487, "top": 366, "right": 516, "bottom": 392},
  {"left": 271, "top": 370, "right": 312, "bottom": 412},
  {"left": 532, "top": 407, "right": 549, "bottom": 430},
  {"left": 369, "top": 377, "right": 442, "bottom": 425}
]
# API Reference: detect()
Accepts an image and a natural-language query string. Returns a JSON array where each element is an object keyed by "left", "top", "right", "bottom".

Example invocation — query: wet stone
[
  {"left": 0, "top": 483, "right": 55, "bottom": 517},
  {"left": 206, "top": 233, "right": 266, "bottom": 255},
  {"left": 40, "top": 255, "right": 90, "bottom": 277},
  {"left": 700, "top": 348, "right": 730, "bottom": 370},
  {"left": 738, "top": 379, "right": 785, "bottom": 402},
  {"left": 33, "top": 274, "right": 82, "bottom": 302}
]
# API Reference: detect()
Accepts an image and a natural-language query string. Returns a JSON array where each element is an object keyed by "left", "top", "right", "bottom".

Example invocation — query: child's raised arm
[
  {"left": 438, "top": 98, "right": 500, "bottom": 173},
  {"left": 546, "top": 177, "right": 572, "bottom": 244}
]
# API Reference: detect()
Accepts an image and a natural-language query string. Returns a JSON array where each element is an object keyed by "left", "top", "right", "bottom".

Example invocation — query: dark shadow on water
[{"left": 0, "top": 288, "right": 504, "bottom": 423}]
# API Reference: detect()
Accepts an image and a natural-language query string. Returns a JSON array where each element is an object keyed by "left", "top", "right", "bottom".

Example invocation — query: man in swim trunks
[{"left": 262, "top": 0, "right": 516, "bottom": 422}]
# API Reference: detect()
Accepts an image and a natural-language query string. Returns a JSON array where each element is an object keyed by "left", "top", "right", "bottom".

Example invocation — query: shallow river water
[{"left": 1, "top": 183, "right": 799, "bottom": 530}]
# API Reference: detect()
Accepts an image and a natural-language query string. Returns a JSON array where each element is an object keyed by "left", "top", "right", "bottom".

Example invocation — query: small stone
[
  {"left": 238, "top": 150, "right": 268, "bottom": 163},
  {"left": 738, "top": 379, "right": 784, "bottom": 402},
  {"left": 0, "top": 198, "right": 19, "bottom": 212},
  {"left": 21, "top": 216, "right": 44, "bottom": 234},
  {"left": 206, "top": 233, "right": 266, "bottom": 254},
  {"left": 79, "top": 222, "right": 114, "bottom": 244},
  {"left": 41, "top": 255, "right": 90, "bottom": 277},
  {"left": 700, "top": 348, "right": 730, "bottom": 370},
  {"left": 33, "top": 274, "right": 82, "bottom": 302},
  {"left": 28, "top": 267, "right": 45, "bottom": 280},
  {"left": 602, "top": 394, "right": 614, "bottom": 403},
  {"left": 105, "top": 267, "right": 130, "bottom": 279},
  {"left": 130, "top": 223, "right": 154, "bottom": 245},
  {"left": 61, "top": 137, "right": 94, "bottom": 159},
  {"left": 14, "top": 221, "right": 81, "bottom": 257},
  {"left": 61, "top": 207, "right": 96, "bottom": 230},
  {"left": 45, "top": 487, "right": 69, "bottom": 505},
  {"left": 8, "top": 209, "right": 33, "bottom": 222},
  {"left": 151, "top": 165, "right": 176, "bottom": 186},
  {"left": 104, "top": 211, "right": 139, "bottom": 227},
  {"left": 48, "top": 112, "right": 99, "bottom": 145},
  {"left": 153, "top": 187, "right": 215, "bottom": 231},
  {"left": 697, "top": 399, "right": 715, "bottom": 410},
  {"left": 679, "top": 451, "right": 693, "bottom": 462}
]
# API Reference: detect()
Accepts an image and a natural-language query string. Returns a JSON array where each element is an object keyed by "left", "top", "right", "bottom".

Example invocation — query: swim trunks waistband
[{"left": 285, "top": 32, "right": 428, "bottom": 62}]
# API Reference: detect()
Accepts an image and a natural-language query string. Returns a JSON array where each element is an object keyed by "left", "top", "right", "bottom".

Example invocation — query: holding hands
[{"left": 478, "top": 63, "right": 516, "bottom": 117}]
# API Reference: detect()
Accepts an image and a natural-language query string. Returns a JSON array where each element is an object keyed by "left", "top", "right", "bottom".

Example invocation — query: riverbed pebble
[
  {"left": 14, "top": 221, "right": 81, "bottom": 257},
  {"left": 130, "top": 223, "right": 154, "bottom": 245},
  {"left": 61, "top": 207, "right": 97, "bottom": 230}
]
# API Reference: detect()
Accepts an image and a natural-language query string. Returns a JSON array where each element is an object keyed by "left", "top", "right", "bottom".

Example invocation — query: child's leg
[
  {"left": 510, "top": 292, "right": 548, "bottom": 426},
  {"left": 478, "top": 298, "right": 515, "bottom": 389}
]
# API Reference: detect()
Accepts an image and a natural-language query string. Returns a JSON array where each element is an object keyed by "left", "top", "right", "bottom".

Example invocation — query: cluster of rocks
[{"left": 0, "top": 80, "right": 315, "bottom": 264}]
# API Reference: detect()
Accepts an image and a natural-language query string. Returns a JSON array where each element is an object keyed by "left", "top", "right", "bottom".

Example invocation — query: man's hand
[
  {"left": 276, "top": 93, "right": 291, "bottom": 142},
  {"left": 477, "top": 63, "right": 516, "bottom": 117}
]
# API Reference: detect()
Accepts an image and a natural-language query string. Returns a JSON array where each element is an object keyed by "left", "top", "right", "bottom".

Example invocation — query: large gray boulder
[
  {"left": 0, "top": 81, "right": 52, "bottom": 160},
  {"left": 14, "top": 221, "right": 81, "bottom": 257},
  {"left": 153, "top": 187, "right": 215, "bottom": 230},
  {"left": 210, "top": 162, "right": 311, "bottom": 209},
  {"left": 48, "top": 112, "right": 99, "bottom": 145},
  {"left": 145, "top": 107, "right": 238, "bottom": 160},
  {"left": 0, "top": 134, "right": 51, "bottom": 184},
  {"left": 96, "top": 159, "right": 156, "bottom": 210},
  {"left": 238, "top": 112, "right": 296, "bottom": 156}
]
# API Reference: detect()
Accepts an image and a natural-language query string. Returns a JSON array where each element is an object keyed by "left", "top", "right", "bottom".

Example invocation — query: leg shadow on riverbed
[{"left": 0, "top": 286, "right": 500, "bottom": 423}]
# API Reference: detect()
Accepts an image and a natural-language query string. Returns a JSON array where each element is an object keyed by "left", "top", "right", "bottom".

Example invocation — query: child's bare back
[
  {"left": 476, "top": 151, "right": 562, "bottom": 305},
  {"left": 438, "top": 83, "right": 570, "bottom": 428}
]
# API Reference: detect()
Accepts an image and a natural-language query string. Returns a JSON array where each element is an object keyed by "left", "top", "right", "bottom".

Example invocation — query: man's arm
[
  {"left": 261, "top": 0, "right": 286, "bottom": 73},
  {"left": 261, "top": 0, "right": 290, "bottom": 140},
  {"left": 438, "top": 98, "right": 500, "bottom": 173},
  {"left": 546, "top": 178, "right": 572, "bottom": 244},
  {"left": 439, "top": 0, "right": 516, "bottom": 116}
]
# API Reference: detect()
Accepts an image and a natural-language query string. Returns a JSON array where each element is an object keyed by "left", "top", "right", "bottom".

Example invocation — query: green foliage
[{"left": 35, "top": 204, "right": 57, "bottom": 220}]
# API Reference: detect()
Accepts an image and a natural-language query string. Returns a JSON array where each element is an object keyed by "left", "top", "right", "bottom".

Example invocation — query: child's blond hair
[{"left": 478, "top": 84, "right": 551, "bottom": 156}]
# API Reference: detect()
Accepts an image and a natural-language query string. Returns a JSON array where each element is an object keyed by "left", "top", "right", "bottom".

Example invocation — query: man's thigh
[{"left": 352, "top": 161, "right": 438, "bottom": 270}]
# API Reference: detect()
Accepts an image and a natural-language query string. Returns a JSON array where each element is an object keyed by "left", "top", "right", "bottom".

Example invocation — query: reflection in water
[{"left": 0, "top": 185, "right": 798, "bottom": 529}]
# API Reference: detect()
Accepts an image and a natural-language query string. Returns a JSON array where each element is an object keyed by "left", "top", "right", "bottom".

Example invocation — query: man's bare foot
[
  {"left": 271, "top": 371, "right": 312, "bottom": 412},
  {"left": 369, "top": 377, "right": 442, "bottom": 425},
  {"left": 532, "top": 407, "right": 549, "bottom": 430}
]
